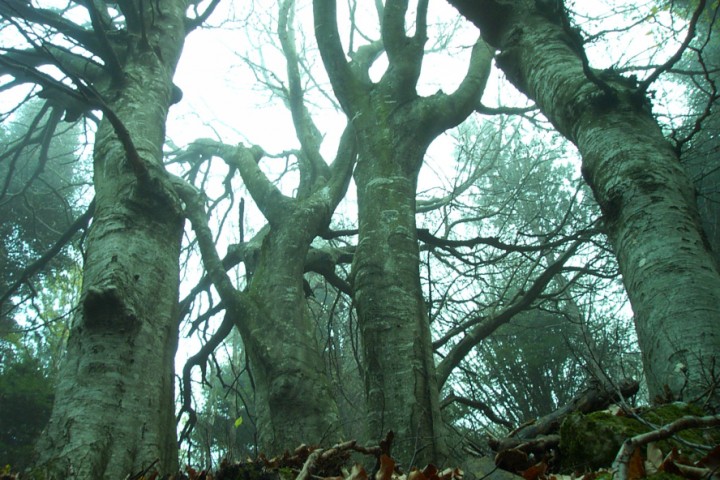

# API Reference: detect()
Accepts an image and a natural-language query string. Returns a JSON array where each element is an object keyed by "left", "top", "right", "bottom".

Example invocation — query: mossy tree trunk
[
  {"left": 179, "top": 0, "right": 357, "bottom": 449},
  {"left": 27, "top": 1, "right": 193, "bottom": 478},
  {"left": 447, "top": 0, "right": 720, "bottom": 407},
  {"left": 314, "top": 0, "right": 493, "bottom": 466}
]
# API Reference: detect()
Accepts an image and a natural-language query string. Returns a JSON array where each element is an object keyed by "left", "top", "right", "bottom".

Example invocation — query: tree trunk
[
  {"left": 447, "top": 0, "right": 720, "bottom": 407},
  {"left": 181, "top": 134, "right": 355, "bottom": 455},
  {"left": 313, "top": 0, "right": 493, "bottom": 464},
  {"left": 352, "top": 137, "right": 447, "bottom": 467},
  {"left": 35, "top": 4, "right": 188, "bottom": 477},
  {"left": 240, "top": 213, "right": 343, "bottom": 453}
]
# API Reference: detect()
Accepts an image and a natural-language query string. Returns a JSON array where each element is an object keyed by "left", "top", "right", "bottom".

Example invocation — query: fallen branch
[
  {"left": 612, "top": 414, "right": 720, "bottom": 480},
  {"left": 296, "top": 440, "right": 359, "bottom": 480},
  {"left": 490, "top": 378, "right": 639, "bottom": 452}
]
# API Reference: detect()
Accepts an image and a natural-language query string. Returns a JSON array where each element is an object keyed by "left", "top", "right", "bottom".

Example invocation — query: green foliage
[
  {"left": 182, "top": 331, "right": 258, "bottom": 469},
  {"left": 0, "top": 99, "right": 86, "bottom": 299},
  {"left": 0, "top": 353, "right": 54, "bottom": 471}
]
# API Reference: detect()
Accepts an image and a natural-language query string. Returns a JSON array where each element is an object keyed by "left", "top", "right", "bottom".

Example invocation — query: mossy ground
[{"left": 559, "top": 403, "right": 719, "bottom": 473}]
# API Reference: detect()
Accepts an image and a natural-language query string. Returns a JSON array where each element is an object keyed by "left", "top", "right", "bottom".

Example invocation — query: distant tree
[
  {"left": 670, "top": 1, "right": 720, "bottom": 265},
  {"left": 0, "top": 353, "right": 54, "bottom": 471},
  {"left": 416, "top": 116, "right": 635, "bottom": 432},
  {"left": 0, "top": 99, "right": 85, "bottom": 332},
  {"left": 0, "top": 97, "right": 82, "bottom": 474},
  {"left": 183, "top": 332, "right": 257, "bottom": 469}
]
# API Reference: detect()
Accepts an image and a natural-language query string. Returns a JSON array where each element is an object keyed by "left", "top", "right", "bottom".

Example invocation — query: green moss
[
  {"left": 559, "top": 403, "right": 718, "bottom": 473},
  {"left": 594, "top": 472, "right": 614, "bottom": 480},
  {"left": 560, "top": 411, "right": 645, "bottom": 471}
]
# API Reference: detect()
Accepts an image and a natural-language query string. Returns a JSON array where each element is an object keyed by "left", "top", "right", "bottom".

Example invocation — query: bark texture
[
  {"left": 181, "top": 124, "right": 355, "bottom": 454},
  {"left": 34, "top": 3, "right": 189, "bottom": 478},
  {"left": 242, "top": 211, "right": 343, "bottom": 453},
  {"left": 314, "top": 0, "right": 493, "bottom": 465},
  {"left": 447, "top": 0, "right": 720, "bottom": 407}
]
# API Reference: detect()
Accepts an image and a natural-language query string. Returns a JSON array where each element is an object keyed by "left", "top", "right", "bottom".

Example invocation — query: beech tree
[
  {"left": 446, "top": 0, "right": 720, "bottom": 407},
  {"left": 174, "top": 0, "right": 353, "bottom": 456},
  {"left": 671, "top": 1, "right": 720, "bottom": 264},
  {"left": 313, "top": 0, "right": 494, "bottom": 465},
  {"left": 5, "top": 0, "right": 718, "bottom": 476},
  {"left": 0, "top": 1, "right": 221, "bottom": 477}
]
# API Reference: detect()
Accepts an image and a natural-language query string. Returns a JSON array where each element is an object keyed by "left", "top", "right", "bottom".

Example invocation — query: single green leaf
[{"left": 234, "top": 416, "right": 243, "bottom": 428}]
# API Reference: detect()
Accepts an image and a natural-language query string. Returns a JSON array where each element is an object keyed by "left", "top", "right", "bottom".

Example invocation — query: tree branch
[
  {"left": 435, "top": 238, "right": 584, "bottom": 387},
  {"left": 0, "top": 198, "right": 94, "bottom": 309},
  {"left": 612, "top": 414, "right": 720, "bottom": 480}
]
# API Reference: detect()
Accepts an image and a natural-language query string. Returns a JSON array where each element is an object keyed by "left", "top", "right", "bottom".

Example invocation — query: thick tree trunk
[
  {"left": 240, "top": 214, "right": 342, "bottom": 453},
  {"left": 313, "top": 0, "right": 492, "bottom": 464},
  {"left": 352, "top": 137, "right": 447, "bottom": 467},
  {"left": 448, "top": 0, "right": 720, "bottom": 407},
  {"left": 35, "top": 4, "right": 188, "bottom": 478},
  {"left": 183, "top": 136, "right": 353, "bottom": 455}
]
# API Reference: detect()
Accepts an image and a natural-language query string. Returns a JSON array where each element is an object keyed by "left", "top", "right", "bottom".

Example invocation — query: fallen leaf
[
  {"left": 408, "top": 468, "right": 428, "bottom": 480},
  {"left": 376, "top": 454, "right": 395, "bottom": 480},
  {"left": 521, "top": 461, "right": 547, "bottom": 480},
  {"left": 628, "top": 448, "right": 645, "bottom": 480},
  {"left": 646, "top": 442, "right": 663, "bottom": 474},
  {"left": 698, "top": 445, "right": 720, "bottom": 471},
  {"left": 423, "top": 464, "right": 439, "bottom": 480},
  {"left": 348, "top": 464, "right": 368, "bottom": 480}
]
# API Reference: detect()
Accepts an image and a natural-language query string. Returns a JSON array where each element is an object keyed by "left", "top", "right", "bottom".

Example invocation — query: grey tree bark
[
  {"left": 0, "top": 1, "right": 208, "bottom": 477},
  {"left": 447, "top": 0, "right": 720, "bottom": 407},
  {"left": 314, "top": 0, "right": 493, "bottom": 466}
]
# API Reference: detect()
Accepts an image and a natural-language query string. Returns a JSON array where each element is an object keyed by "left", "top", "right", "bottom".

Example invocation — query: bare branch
[
  {"left": 612, "top": 414, "right": 720, "bottom": 480},
  {"left": 0, "top": 199, "right": 94, "bottom": 309},
  {"left": 638, "top": 0, "right": 707, "bottom": 92}
]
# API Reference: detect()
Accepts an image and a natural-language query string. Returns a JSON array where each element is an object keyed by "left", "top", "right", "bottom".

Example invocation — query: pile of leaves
[
  {"left": 500, "top": 442, "right": 720, "bottom": 480},
  {"left": 120, "top": 432, "right": 464, "bottom": 480}
]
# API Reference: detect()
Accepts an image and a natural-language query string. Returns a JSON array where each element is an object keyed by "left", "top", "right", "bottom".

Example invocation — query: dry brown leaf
[
  {"left": 348, "top": 464, "right": 369, "bottom": 480},
  {"left": 627, "top": 448, "right": 645, "bottom": 480},
  {"left": 376, "top": 454, "right": 395, "bottom": 480},
  {"left": 422, "top": 464, "right": 439, "bottom": 480},
  {"left": 407, "top": 468, "right": 428, "bottom": 480},
  {"left": 645, "top": 442, "right": 663, "bottom": 474},
  {"left": 698, "top": 445, "right": 720, "bottom": 470},
  {"left": 521, "top": 461, "right": 547, "bottom": 480}
]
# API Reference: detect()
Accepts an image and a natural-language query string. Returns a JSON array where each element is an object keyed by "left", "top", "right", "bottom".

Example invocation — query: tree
[
  {"left": 0, "top": 99, "right": 85, "bottom": 333},
  {"left": 0, "top": 354, "right": 54, "bottom": 471},
  {"left": 313, "top": 0, "right": 494, "bottom": 465},
  {"left": 411, "top": 115, "right": 637, "bottom": 439},
  {"left": 182, "top": 331, "right": 257, "bottom": 469},
  {"left": 175, "top": 0, "right": 354, "bottom": 455},
  {"left": 447, "top": 0, "right": 720, "bottom": 408},
  {"left": 670, "top": 1, "right": 720, "bottom": 265},
  {"left": 0, "top": 1, "right": 221, "bottom": 477}
]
